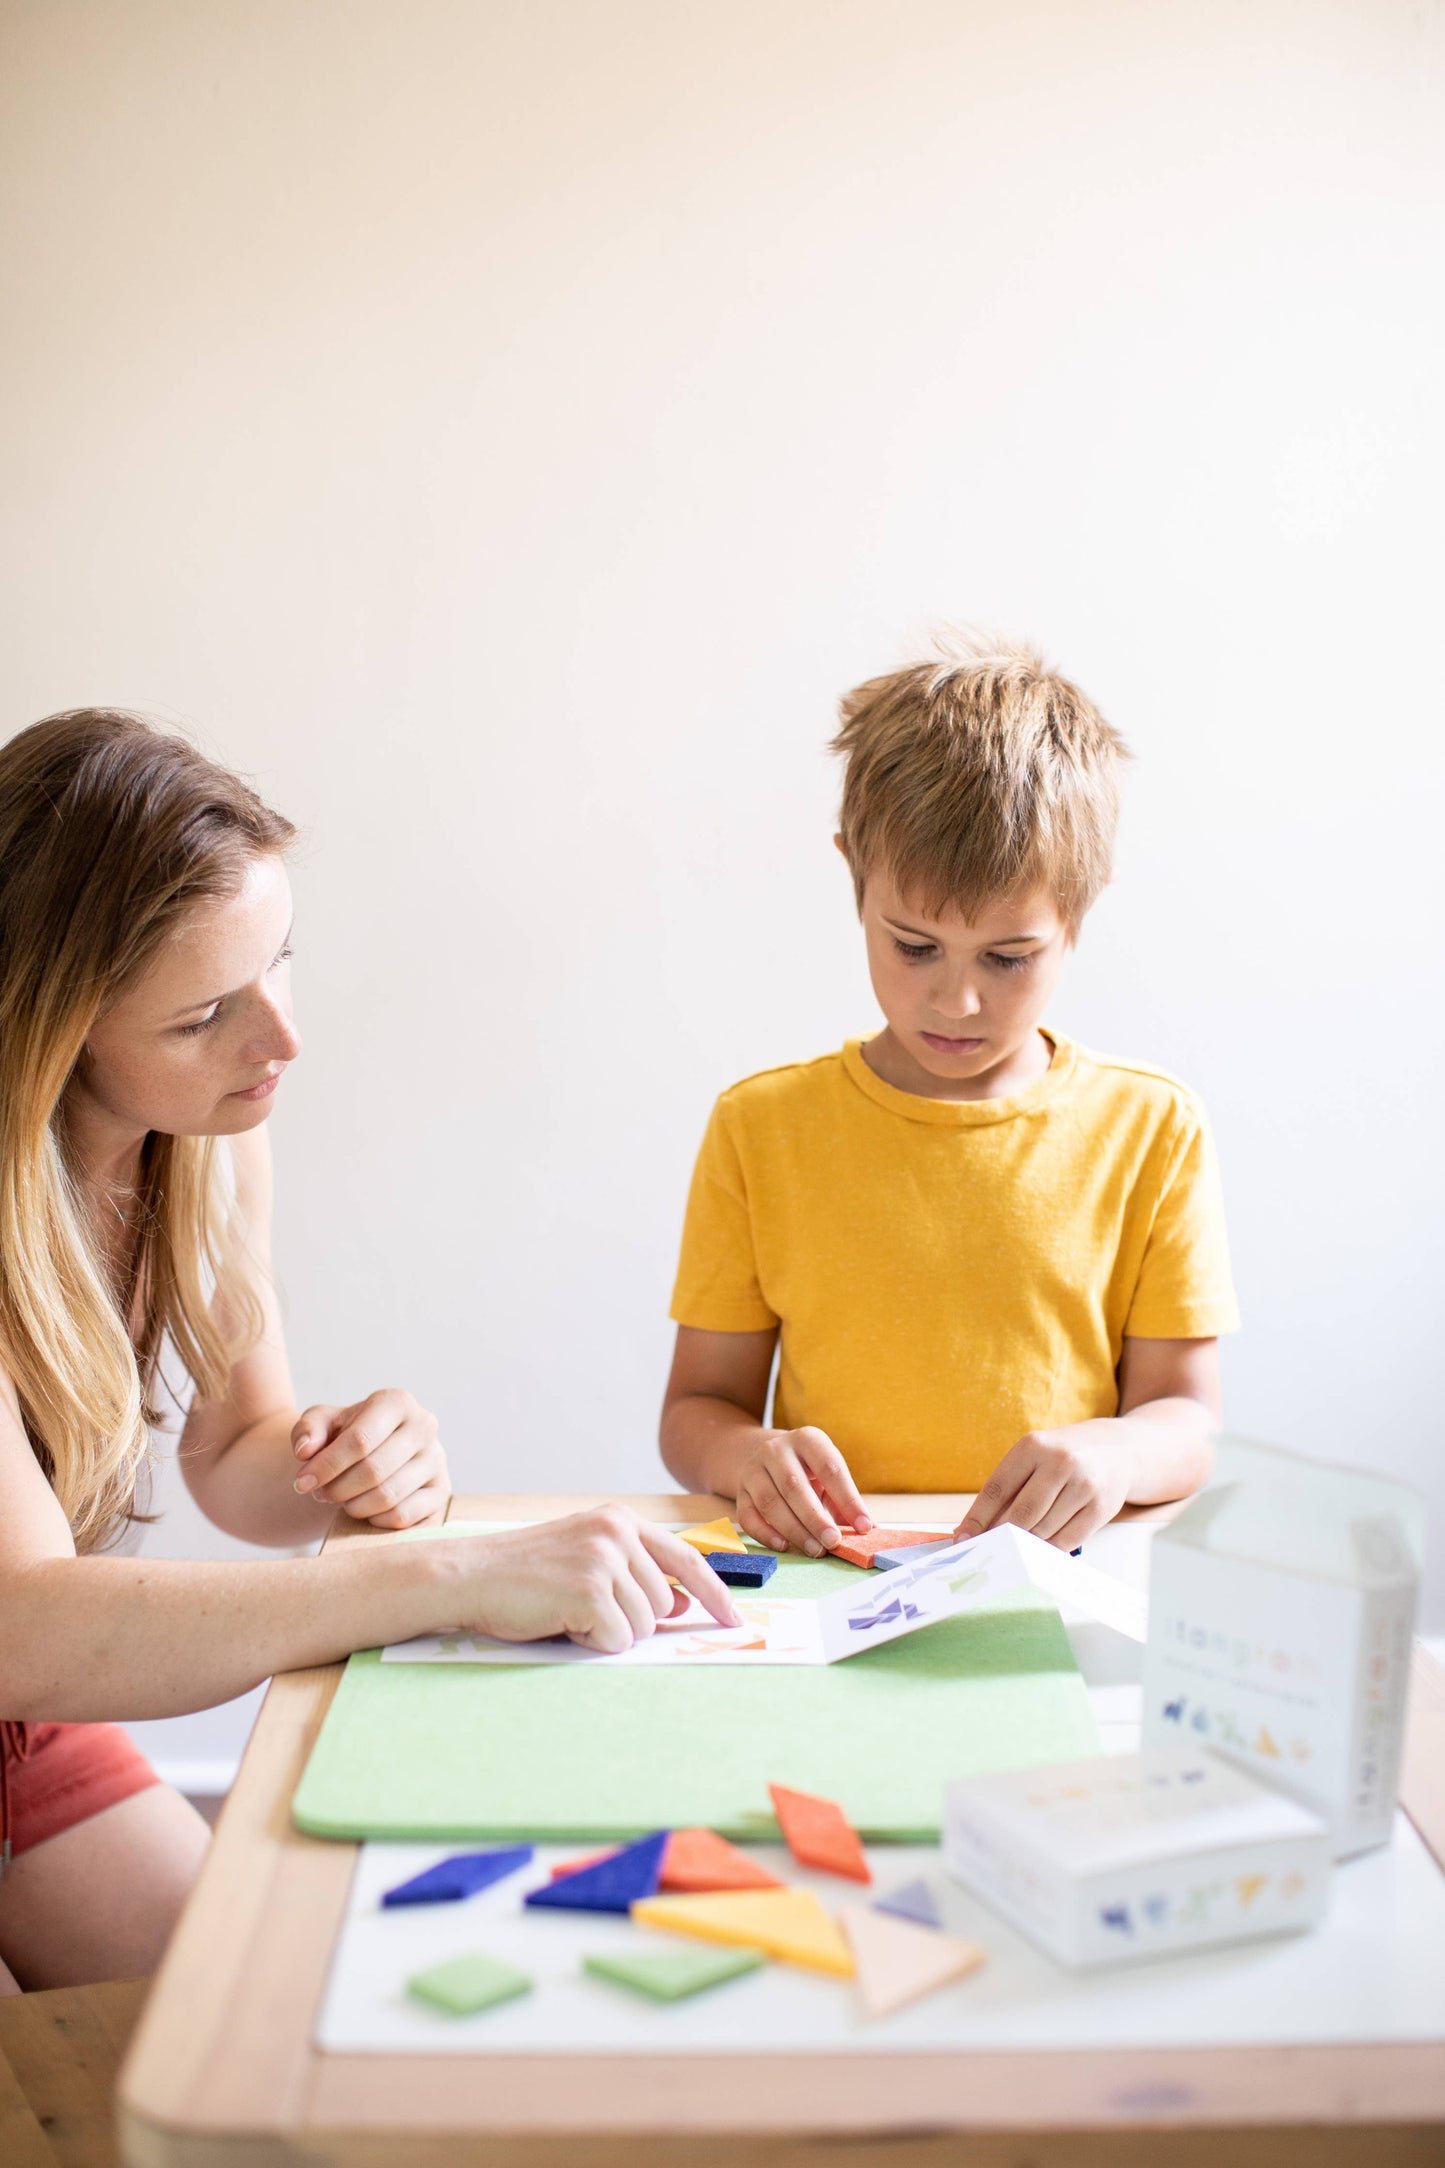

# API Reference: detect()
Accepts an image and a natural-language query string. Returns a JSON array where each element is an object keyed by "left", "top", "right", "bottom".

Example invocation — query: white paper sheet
[{"left": 379, "top": 1523, "right": 1146, "bottom": 1667}]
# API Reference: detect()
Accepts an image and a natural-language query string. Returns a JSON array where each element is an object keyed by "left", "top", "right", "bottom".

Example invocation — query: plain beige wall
[{"left": 2, "top": 0, "right": 1443, "bottom": 1717}]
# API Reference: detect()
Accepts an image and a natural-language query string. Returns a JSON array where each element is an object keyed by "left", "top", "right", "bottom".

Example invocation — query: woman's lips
[{"left": 230, "top": 1069, "right": 283, "bottom": 1101}]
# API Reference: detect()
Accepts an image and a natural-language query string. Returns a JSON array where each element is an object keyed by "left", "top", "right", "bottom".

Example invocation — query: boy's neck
[{"left": 862, "top": 1025, "right": 1055, "bottom": 1104}]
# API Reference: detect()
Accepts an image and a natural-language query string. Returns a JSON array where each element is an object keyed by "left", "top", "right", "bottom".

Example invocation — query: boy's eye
[
  {"left": 892, "top": 938, "right": 936, "bottom": 963},
  {"left": 987, "top": 951, "right": 1034, "bottom": 972}
]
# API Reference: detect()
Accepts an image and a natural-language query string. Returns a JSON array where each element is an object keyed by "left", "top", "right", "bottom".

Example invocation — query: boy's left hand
[
  {"left": 954, "top": 1420, "right": 1133, "bottom": 1550},
  {"left": 291, "top": 1388, "right": 451, "bottom": 1531}
]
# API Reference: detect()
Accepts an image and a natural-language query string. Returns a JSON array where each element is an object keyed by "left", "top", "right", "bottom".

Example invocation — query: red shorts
[{"left": 0, "top": 1721, "right": 161, "bottom": 1864}]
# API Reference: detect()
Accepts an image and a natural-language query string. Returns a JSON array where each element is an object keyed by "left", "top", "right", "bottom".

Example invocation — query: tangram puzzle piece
[
  {"left": 526, "top": 1830, "right": 668, "bottom": 1915},
  {"left": 871, "top": 1538, "right": 958, "bottom": 1573},
  {"left": 769, "top": 1783, "right": 871, "bottom": 1883},
  {"left": 874, "top": 1877, "right": 942, "bottom": 1930},
  {"left": 549, "top": 1847, "right": 616, "bottom": 1881},
  {"left": 704, "top": 1550, "right": 777, "bottom": 1588},
  {"left": 840, "top": 1905, "right": 986, "bottom": 2019},
  {"left": 633, "top": 1889, "right": 854, "bottom": 1977},
  {"left": 584, "top": 1946, "right": 765, "bottom": 2002},
  {"left": 406, "top": 1951, "right": 533, "bottom": 2016},
  {"left": 828, "top": 1526, "right": 945, "bottom": 1569},
  {"left": 678, "top": 1517, "right": 748, "bottom": 1556},
  {"left": 661, "top": 1828, "right": 784, "bottom": 1893},
  {"left": 382, "top": 1845, "right": 534, "bottom": 1908}
]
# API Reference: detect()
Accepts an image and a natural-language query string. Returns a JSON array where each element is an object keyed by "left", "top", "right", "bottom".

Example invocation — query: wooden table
[{"left": 117, "top": 1493, "right": 1445, "bottom": 2167}]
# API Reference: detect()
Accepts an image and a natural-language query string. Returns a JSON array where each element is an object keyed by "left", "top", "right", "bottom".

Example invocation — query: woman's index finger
[{"left": 639, "top": 1525, "right": 742, "bottom": 1626}]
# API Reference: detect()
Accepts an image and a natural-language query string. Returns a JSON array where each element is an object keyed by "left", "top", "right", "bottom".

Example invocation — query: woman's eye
[
  {"left": 270, "top": 945, "right": 293, "bottom": 969},
  {"left": 892, "top": 938, "right": 936, "bottom": 962},
  {"left": 177, "top": 1009, "right": 221, "bottom": 1037},
  {"left": 987, "top": 952, "right": 1033, "bottom": 972}
]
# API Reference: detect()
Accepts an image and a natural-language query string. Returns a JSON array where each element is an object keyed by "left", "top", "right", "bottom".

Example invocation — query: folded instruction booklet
[{"left": 379, "top": 1523, "right": 1146, "bottom": 1667}]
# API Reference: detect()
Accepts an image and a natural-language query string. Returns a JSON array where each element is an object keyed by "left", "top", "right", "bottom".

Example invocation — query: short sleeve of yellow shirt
[{"left": 670, "top": 1031, "right": 1239, "bottom": 1493}]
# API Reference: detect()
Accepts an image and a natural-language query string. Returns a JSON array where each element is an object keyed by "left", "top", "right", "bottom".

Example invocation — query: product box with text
[
  {"left": 944, "top": 1745, "right": 1330, "bottom": 1969},
  {"left": 1140, "top": 1437, "right": 1424, "bottom": 1858}
]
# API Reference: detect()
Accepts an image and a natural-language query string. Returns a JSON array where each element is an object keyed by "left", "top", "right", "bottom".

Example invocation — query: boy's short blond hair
[{"left": 832, "top": 630, "right": 1130, "bottom": 931}]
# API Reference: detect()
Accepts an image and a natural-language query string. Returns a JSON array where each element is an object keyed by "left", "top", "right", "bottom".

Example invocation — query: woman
[{"left": 0, "top": 709, "right": 735, "bottom": 1993}]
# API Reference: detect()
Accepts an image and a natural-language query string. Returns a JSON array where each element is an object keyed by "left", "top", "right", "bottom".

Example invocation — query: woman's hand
[
  {"left": 291, "top": 1388, "right": 450, "bottom": 1530},
  {"left": 450, "top": 1506, "right": 743, "bottom": 1653},
  {"left": 734, "top": 1426, "right": 869, "bottom": 1556},
  {"left": 955, "top": 1420, "right": 1135, "bottom": 1550}
]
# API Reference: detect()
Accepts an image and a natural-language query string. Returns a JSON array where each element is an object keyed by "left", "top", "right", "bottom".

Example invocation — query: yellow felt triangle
[
  {"left": 677, "top": 1517, "right": 748, "bottom": 1556},
  {"left": 839, "top": 1905, "right": 987, "bottom": 2019},
  {"left": 632, "top": 1890, "right": 854, "bottom": 1976}
]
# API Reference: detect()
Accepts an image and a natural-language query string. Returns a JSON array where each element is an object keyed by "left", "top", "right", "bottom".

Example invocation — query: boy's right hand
[
  {"left": 734, "top": 1427, "right": 870, "bottom": 1557},
  {"left": 449, "top": 1505, "right": 742, "bottom": 1654}
]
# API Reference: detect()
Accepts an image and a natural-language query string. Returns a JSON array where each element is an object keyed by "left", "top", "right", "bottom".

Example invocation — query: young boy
[{"left": 660, "top": 632, "right": 1238, "bottom": 1558}]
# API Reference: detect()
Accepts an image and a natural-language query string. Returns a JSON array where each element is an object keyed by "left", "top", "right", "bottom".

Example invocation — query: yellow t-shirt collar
[{"left": 841, "top": 1028, "right": 1076, "bottom": 1126}]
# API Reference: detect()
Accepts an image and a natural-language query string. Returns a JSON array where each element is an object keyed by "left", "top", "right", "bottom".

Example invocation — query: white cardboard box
[
  {"left": 1140, "top": 1437, "right": 1425, "bottom": 1858},
  {"left": 943, "top": 1745, "right": 1331, "bottom": 1970}
]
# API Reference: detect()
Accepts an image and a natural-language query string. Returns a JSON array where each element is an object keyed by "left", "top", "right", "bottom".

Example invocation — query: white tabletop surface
[{"left": 316, "top": 1522, "right": 1445, "bottom": 2058}]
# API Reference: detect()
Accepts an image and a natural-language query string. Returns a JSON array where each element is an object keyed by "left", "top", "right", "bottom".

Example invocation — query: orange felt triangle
[
  {"left": 769, "top": 1783, "right": 871, "bottom": 1883},
  {"left": 828, "top": 1526, "right": 945, "bottom": 1568},
  {"left": 549, "top": 1848, "right": 617, "bottom": 1881},
  {"left": 661, "top": 1828, "right": 784, "bottom": 1893}
]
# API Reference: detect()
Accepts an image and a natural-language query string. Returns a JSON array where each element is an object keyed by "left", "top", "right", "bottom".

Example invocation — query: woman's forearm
[{"left": 0, "top": 1539, "right": 453, "bottom": 1721}]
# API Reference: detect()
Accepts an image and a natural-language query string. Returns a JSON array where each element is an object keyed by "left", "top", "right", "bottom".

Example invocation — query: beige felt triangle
[{"left": 840, "top": 1904, "right": 986, "bottom": 2018}]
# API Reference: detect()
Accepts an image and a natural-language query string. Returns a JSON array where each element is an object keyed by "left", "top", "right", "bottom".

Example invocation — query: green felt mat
[{"left": 292, "top": 1553, "right": 1098, "bottom": 1844}]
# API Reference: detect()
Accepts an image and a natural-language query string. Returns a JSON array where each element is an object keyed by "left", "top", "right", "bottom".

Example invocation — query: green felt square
[
  {"left": 583, "top": 1946, "right": 765, "bottom": 2001},
  {"left": 406, "top": 1951, "right": 532, "bottom": 2015}
]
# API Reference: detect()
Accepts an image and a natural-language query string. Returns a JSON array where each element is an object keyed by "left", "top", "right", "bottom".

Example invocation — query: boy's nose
[{"left": 932, "top": 979, "right": 982, "bottom": 1021}]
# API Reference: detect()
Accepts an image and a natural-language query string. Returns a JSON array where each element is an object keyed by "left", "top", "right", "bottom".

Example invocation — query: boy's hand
[
  {"left": 955, "top": 1421, "right": 1134, "bottom": 1551},
  {"left": 734, "top": 1426, "right": 871, "bottom": 1557},
  {"left": 452, "top": 1506, "right": 743, "bottom": 1652},
  {"left": 292, "top": 1388, "right": 451, "bottom": 1531}
]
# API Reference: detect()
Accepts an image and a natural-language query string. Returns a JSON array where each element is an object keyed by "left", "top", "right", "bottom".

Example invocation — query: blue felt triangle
[
  {"left": 382, "top": 1845, "right": 535, "bottom": 1908},
  {"left": 525, "top": 1831, "right": 669, "bottom": 1915},
  {"left": 874, "top": 1877, "right": 942, "bottom": 1930}
]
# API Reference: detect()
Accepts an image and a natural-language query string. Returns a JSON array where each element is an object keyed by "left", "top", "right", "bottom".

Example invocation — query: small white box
[
  {"left": 1141, "top": 1437, "right": 1425, "bottom": 1858},
  {"left": 943, "top": 1746, "right": 1331, "bottom": 1969}
]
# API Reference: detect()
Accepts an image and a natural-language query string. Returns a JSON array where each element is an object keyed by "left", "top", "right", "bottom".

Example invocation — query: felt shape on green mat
[
  {"left": 294, "top": 1564, "right": 1097, "bottom": 1844},
  {"left": 406, "top": 1951, "right": 532, "bottom": 2016},
  {"left": 583, "top": 1947, "right": 765, "bottom": 2002}
]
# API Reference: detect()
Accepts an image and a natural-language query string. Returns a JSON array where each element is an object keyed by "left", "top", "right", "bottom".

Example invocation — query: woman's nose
[{"left": 261, "top": 998, "right": 302, "bottom": 1063}]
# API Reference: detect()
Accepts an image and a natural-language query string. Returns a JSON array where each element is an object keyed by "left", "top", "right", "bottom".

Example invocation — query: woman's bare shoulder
[{"left": 0, "top": 1357, "right": 76, "bottom": 1563}]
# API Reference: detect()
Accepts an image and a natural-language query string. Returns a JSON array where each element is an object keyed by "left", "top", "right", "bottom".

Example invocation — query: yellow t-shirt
[{"left": 670, "top": 1030, "right": 1239, "bottom": 1492}]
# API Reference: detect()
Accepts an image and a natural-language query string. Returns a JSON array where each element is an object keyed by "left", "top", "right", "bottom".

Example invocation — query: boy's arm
[
  {"left": 660, "top": 1325, "right": 871, "bottom": 1557},
  {"left": 956, "top": 1336, "right": 1220, "bottom": 1550}
]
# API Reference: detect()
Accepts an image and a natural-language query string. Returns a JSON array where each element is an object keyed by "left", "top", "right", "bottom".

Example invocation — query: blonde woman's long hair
[{"left": 0, "top": 710, "right": 296, "bottom": 1551}]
